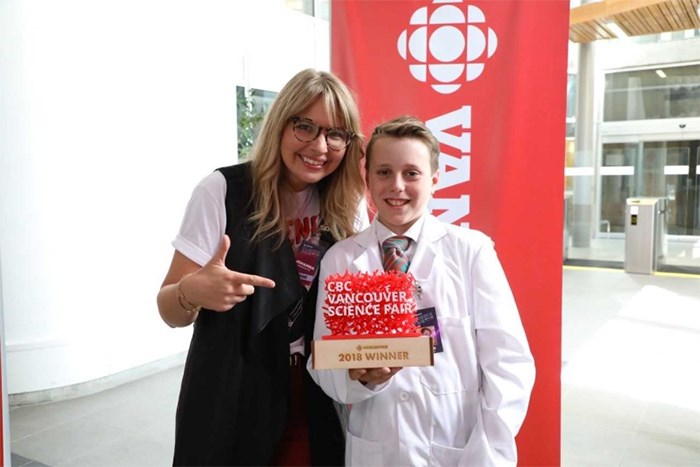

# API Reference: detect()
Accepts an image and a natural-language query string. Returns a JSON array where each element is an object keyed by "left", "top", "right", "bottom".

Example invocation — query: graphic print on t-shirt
[{"left": 287, "top": 214, "right": 320, "bottom": 248}]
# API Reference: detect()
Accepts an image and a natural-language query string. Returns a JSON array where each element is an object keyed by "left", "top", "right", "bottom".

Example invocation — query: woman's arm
[
  {"left": 157, "top": 250, "right": 202, "bottom": 328},
  {"left": 157, "top": 235, "right": 276, "bottom": 328}
]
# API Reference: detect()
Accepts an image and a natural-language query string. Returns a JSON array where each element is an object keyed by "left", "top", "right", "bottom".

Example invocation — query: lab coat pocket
[
  {"left": 463, "top": 409, "right": 500, "bottom": 467},
  {"left": 347, "top": 431, "right": 384, "bottom": 466},
  {"left": 430, "top": 441, "right": 465, "bottom": 467},
  {"left": 420, "top": 316, "right": 479, "bottom": 394}
]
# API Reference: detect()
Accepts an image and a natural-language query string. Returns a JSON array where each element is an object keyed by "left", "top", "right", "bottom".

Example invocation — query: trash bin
[{"left": 624, "top": 197, "right": 667, "bottom": 274}]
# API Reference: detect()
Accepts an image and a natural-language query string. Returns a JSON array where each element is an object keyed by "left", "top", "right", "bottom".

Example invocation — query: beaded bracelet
[{"left": 177, "top": 273, "right": 202, "bottom": 315}]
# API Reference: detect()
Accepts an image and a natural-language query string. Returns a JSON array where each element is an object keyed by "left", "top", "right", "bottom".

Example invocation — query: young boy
[{"left": 308, "top": 116, "right": 535, "bottom": 466}]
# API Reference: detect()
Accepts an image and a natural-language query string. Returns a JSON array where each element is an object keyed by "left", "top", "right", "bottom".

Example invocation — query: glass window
[
  {"left": 600, "top": 143, "right": 637, "bottom": 233},
  {"left": 628, "top": 29, "right": 700, "bottom": 44},
  {"left": 599, "top": 140, "right": 700, "bottom": 237},
  {"left": 236, "top": 86, "right": 277, "bottom": 160},
  {"left": 603, "top": 64, "right": 700, "bottom": 121},
  {"left": 566, "top": 74, "right": 576, "bottom": 138},
  {"left": 643, "top": 141, "right": 699, "bottom": 236},
  {"left": 284, "top": 0, "right": 329, "bottom": 20},
  {"left": 317, "top": 0, "right": 329, "bottom": 21},
  {"left": 285, "top": 0, "right": 314, "bottom": 16}
]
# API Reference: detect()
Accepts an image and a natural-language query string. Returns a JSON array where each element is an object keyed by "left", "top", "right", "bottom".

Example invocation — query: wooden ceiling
[{"left": 570, "top": 0, "right": 700, "bottom": 43}]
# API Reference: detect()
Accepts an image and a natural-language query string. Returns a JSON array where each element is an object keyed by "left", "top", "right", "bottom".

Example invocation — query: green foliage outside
[{"left": 236, "top": 87, "right": 266, "bottom": 161}]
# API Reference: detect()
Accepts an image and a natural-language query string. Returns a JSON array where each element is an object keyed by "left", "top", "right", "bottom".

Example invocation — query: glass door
[
  {"left": 600, "top": 140, "right": 699, "bottom": 236},
  {"left": 644, "top": 140, "right": 699, "bottom": 236},
  {"left": 599, "top": 138, "right": 700, "bottom": 270},
  {"left": 600, "top": 142, "right": 638, "bottom": 234}
]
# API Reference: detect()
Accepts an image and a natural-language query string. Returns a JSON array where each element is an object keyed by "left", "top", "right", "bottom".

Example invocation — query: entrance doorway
[{"left": 600, "top": 139, "right": 700, "bottom": 236}]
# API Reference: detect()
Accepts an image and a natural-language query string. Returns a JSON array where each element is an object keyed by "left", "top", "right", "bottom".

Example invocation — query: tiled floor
[
  {"left": 9, "top": 363, "right": 182, "bottom": 467},
  {"left": 9, "top": 267, "right": 700, "bottom": 466},
  {"left": 561, "top": 267, "right": 700, "bottom": 466}
]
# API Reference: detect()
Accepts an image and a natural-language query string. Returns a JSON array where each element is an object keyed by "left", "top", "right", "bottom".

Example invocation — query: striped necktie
[{"left": 382, "top": 236, "right": 411, "bottom": 273}]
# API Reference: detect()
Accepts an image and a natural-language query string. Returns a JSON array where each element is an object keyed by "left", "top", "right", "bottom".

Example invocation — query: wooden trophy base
[{"left": 312, "top": 336, "right": 434, "bottom": 369}]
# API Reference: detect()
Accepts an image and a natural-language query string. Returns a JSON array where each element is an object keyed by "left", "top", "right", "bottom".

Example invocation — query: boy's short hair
[{"left": 365, "top": 116, "right": 440, "bottom": 174}]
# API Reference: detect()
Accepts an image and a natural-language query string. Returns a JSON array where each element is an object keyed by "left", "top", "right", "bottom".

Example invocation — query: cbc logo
[{"left": 397, "top": 1, "right": 497, "bottom": 94}]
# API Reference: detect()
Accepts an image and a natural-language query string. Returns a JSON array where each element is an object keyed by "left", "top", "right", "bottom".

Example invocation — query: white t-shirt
[{"left": 172, "top": 169, "right": 369, "bottom": 354}]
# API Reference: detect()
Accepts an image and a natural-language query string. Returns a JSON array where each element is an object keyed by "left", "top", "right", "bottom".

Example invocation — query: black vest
[{"left": 173, "top": 162, "right": 344, "bottom": 466}]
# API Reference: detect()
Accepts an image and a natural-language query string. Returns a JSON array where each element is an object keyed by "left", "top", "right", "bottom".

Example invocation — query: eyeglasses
[{"left": 289, "top": 116, "right": 354, "bottom": 151}]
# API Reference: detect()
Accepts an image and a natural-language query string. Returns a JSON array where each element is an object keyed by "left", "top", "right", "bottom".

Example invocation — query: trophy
[{"left": 312, "top": 271, "right": 434, "bottom": 369}]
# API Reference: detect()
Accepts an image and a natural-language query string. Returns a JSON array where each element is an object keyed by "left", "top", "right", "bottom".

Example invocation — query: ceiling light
[{"left": 655, "top": 69, "right": 667, "bottom": 78}]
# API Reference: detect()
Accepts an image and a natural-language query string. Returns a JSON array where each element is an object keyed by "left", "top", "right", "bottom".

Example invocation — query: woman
[{"left": 157, "top": 68, "right": 367, "bottom": 466}]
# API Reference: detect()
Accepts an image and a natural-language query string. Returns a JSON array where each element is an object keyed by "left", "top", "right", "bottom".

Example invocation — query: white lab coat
[{"left": 308, "top": 215, "right": 536, "bottom": 467}]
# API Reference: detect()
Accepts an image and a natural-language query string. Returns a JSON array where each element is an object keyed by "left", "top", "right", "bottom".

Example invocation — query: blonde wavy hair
[{"left": 248, "top": 68, "right": 365, "bottom": 247}]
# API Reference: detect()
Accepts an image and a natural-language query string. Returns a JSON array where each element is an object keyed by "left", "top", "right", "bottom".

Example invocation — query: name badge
[
  {"left": 296, "top": 238, "right": 326, "bottom": 289},
  {"left": 416, "top": 307, "right": 443, "bottom": 353}
]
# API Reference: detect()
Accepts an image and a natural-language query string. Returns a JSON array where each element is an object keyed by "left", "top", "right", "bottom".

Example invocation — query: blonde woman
[{"left": 157, "top": 69, "right": 367, "bottom": 466}]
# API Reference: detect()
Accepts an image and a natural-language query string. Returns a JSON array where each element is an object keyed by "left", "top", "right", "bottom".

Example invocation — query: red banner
[{"left": 332, "top": 1, "right": 568, "bottom": 465}]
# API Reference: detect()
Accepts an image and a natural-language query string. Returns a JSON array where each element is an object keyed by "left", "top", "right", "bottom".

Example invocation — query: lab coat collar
[
  {"left": 351, "top": 214, "right": 447, "bottom": 282},
  {"left": 410, "top": 214, "right": 446, "bottom": 283}
]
